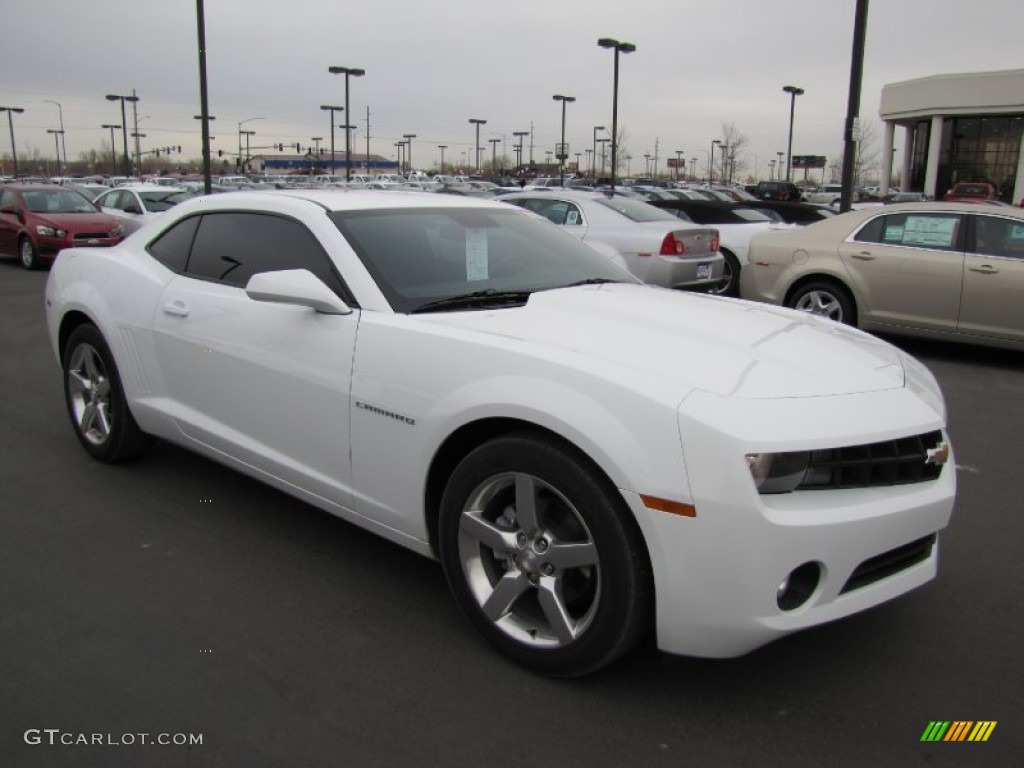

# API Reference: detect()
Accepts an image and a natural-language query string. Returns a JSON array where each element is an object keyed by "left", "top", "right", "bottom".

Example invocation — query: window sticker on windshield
[
  {"left": 566, "top": 209, "right": 580, "bottom": 225},
  {"left": 902, "top": 216, "right": 956, "bottom": 247},
  {"left": 466, "top": 228, "right": 489, "bottom": 281},
  {"left": 1010, "top": 224, "right": 1024, "bottom": 241}
]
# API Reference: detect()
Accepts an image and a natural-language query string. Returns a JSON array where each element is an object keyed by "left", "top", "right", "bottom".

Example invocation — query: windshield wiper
[
  {"left": 559, "top": 278, "right": 624, "bottom": 288},
  {"left": 411, "top": 289, "right": 532, "bottom": 314}
]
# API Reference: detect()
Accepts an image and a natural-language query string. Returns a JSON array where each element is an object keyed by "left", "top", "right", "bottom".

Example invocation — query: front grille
[
  {"left": 73, "top": 232, "right": 115, "bottom": 241},
  {"left": 797, "top": 430, "right": 945, "bottom": 490},
  {"left": 840, "top": 534, "right": 936, "bottom": 594}
]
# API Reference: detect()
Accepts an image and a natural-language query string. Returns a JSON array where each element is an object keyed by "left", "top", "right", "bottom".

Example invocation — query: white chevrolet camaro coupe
[{"left": 44, "top": 189, "right": 956, "bottom": 676}]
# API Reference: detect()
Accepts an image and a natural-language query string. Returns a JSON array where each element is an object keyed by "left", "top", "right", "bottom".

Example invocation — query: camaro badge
[
  {"left": 925, "top": 441, "right": 950, "bottom": 466},
  {"left": 355, "top": 400, "right": 416, "bottom": 426}
]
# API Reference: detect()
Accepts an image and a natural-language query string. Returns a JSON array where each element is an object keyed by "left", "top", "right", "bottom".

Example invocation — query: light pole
[
  {"left": 194, "top": 114, "right": 216, "bottom": 177},
  {"left": 552, "top": 94, "right": 575, "bottom": 187},
  {"left": 769, "top": 159, "right": 776, "bottom": 180},
  {"left": 489, "top": 137, "right": 501, "bottom": 175},
  {"left": 513, "top": 131, "right": 528, "bottom": 172},
  {"left": 102, "top": 124, "right": 120, "bottom": 174},
  {"left": 310, "top": 137, "right": 323, "bottom": 173},
  {"left": 690, "top": 157, "right": 696, "bottom": 181},
  {"left": 437, "top": 145, "right": 447, "bottom": 174},
  {"left": 105, "top": 93, "right": 139, "bottom": 176},
  {"left": 596, "top": 137, "right": 609, "bottom": 177},
  {"left": 777, "top": 151, "right": 785, "bottom": 180},
  {"left": 240, "top": 130, "right": 256, "bottom": 172},
  {"left": 783, "top": 84, "right": 804, "bottom": 182},
  {"left": 320, "top": 105, "right": 344, "bottom": 174},
  {"left": 592, "top": 125, "right": 605, "bottom": 179},
  {"left": 597, "top": 37, "right": 636, "bottom": 194},
  {"left": 711, "top": 139, "right": 723, "bottom": 184},
  {"left": 675, "top": 150, "right": 684, "bottom": 182},
  {"left": 719, "top": 144, "right": 729, "bottom": 184},
  {"left": 131, "top": 132, "right": 145, "bottom": 174},
  {"left": 44, "top": 100, "right": 67, "bottom": 171},
  {"left": 46, "top": 129, "right": 64, "bottom": 176},
  {"left": 237, "top": 117, "right": 264, "bottom": 174},
  {"left": 469, "top": 118, "right": 486, "bottom": 173},
  {"left": 328, "top": 66, "right": 366, "bottom": 181},
  {"left": 403, "top": 133, "right": 416, "bottom": 175},
  {"left": 643, "top": 153, "right": 651, "bottom": 177}
]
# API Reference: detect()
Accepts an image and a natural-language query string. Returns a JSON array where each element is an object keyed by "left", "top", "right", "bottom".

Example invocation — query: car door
[
  {"left": 0, "top": 189, "right": 20, "bottom": 254},
  {"left": 150, "top": 210, "right": 359, "bottom": 508},
  {"left": 837, "top": 211, "right": 965, "bottom": 331},
  {"left": 957, "top": 214, "right": 1024, "bottom": 342}
]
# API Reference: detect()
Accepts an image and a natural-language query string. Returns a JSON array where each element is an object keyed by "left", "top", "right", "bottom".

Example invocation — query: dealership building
[{"left": 880, "top": 69, "right": 1024, "bottom": 204}]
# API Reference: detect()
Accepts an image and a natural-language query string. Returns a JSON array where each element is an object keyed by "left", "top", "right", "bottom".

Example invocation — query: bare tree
[
  {"left": 717, "top": 123, "right": 750, "bottom": 184},
  {"left": 829, "top": 119, "right": 881, "bottom": 189}
]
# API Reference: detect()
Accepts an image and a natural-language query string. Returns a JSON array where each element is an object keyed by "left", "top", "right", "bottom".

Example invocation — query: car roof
[{"left": 172, "top": 188, "right": 511, "bottom": 214}]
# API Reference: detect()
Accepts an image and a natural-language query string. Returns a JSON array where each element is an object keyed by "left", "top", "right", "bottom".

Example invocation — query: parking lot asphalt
[{"left": 2, "top": 256, "right": 1021, "bottom": 767}]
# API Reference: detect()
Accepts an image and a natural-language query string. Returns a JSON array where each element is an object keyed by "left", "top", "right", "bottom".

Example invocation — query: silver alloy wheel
[
  {"left": 794, "top": 289, "right": 845, "bottom": 322},
  {"left": 20, "top": 239, "right": 36, "bottom": 269},
  {"left": 710, "top": 258, "right": 734, "bottom": 295},
  {"left": 66, "top": 343, "right": 113, "bottom": 445},
  {"left": 457, "top": 471, "right": 600, "bottom": 649}
]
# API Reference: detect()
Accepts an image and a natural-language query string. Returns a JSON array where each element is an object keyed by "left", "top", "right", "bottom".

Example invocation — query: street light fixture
[
  {"left": 469, "top": 118, "right": 487, "bottom": 173},
  {"left": 105, "top": 93, "right": 139, "bottom": 176},
  {"left": 782, "top": 85, "right": 804, "bottom": 182},
  {"left": 237, "top": 117, "right": 264, "bottom": 174},
  {"left": 437, "top": 145, "right": 447, "bottom": 174},
  {"left": 552, "top": 94, "right": 575, "bottom": 187},
  {"left": 44, "top": 99, "right": 67, "bottom": 171},
  {"left": 597, "top": 37, "right": 636, "bottom": 194},
  {"left": 328, "top": 66, "right": 366, "bottom": 180},
  {"left": 595, "top": 137, "right": 610, "bottom": 176},
  {"left": 320, "top": 105, "right": 344, "bottom": 174},
  {"left": 101, "top": 124, "right": 121, "bottom": 174},
  {"left": 711, "top": 139, "right": 724, "bottom": 184}
]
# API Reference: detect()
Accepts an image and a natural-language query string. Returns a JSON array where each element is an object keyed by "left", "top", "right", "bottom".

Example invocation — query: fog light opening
[{"left": 777, "top": 562, "right": 821, "bottom": 611}]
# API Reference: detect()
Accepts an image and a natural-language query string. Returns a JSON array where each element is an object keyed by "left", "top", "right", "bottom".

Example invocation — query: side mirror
[
  {"left": 0, "top": 204, "right": 21, "bottom": 218},
  {"left": 124, "top": 204, "right": 142, "bottom": 215},
  {"left": 245, "top": 269, "right": 353, "bottom": 315}
]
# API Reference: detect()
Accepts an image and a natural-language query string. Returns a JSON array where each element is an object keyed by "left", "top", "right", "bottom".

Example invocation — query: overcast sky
[{"left": 1, "top": 0, "right": 1021, "bottom": 178}]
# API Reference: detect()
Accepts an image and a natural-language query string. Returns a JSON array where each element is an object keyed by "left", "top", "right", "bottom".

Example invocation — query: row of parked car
[{"left": 3, "top": 175, "right": 1022, "bottom": 348}]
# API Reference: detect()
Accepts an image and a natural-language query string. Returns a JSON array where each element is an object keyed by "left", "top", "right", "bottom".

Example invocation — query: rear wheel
[
  {"left": 711, "top": 249, "right": 740, "bottom": 297},
  {"left": 787, "top": 280, "right": 856, "bottom": 325},
  {"left": 63, "top": 324, "right": 153, "bottom": 462},
  {"left": 438, "top": 432, "right": 652, "bottom": 676}
]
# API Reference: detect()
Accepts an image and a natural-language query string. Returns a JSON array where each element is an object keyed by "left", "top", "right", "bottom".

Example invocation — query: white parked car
[
  {"left": 93, "top": 184, "right": 190, "bottom": 234},
  {"left": 45, "top": 190, "right": 955, "bottom": 675},
  {"left": 501, "top": 189, "right": 725, "bottom": 291}
]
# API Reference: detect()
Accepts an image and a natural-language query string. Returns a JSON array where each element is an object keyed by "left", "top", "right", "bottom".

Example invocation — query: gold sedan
[{"left": 741, "top": 202, "right": 1024, "bottom": 349}]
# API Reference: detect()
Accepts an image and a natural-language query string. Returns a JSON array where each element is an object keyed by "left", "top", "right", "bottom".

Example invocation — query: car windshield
[
  {"left": 22, "top": 189, "right": 97, "bottom": 213},
  {"left": 732, "top": 208, "right": 773, "bottom": 222},
  {"left": 330, "top": 207, "right": 636, "bottom": 313},
  {"left": 594, "top": 195, "right": 679, "bottom": 222},
  {"left": 139, "top": 190, "right": 191, "bottom": 211}
]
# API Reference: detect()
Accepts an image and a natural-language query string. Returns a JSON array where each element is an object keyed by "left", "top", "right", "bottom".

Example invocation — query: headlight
[
  {"left": 745, "top": 451, "right": 811, "bottom": 494},
  {"left": 111, "top": 224, "right": 125, "bottom": 237},
  {"left": 36, "top": 225, "right": 67, "bottom": 238}
]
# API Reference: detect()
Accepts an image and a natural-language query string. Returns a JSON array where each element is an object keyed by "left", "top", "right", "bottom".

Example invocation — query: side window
[
  {"left": 856, "top": 213, "right": 962, "bottom": 251},
  {"left": 972, "top": 216, "right": 1024, "bottom": 259},
  {"left": 147, "top": 215, "right": 199, "bottom": 273},
  {"left": 184, "top": 212, "right": 347, "bottom": 296},
  {"left": 102, "top": 191, "right": 125, "bottom": 210},
  {"left": 0, "top": 189, "right": 15, "bottom": 208}
]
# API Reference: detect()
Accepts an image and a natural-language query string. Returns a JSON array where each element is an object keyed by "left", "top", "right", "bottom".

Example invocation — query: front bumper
[{"left": 631, "top": 386, "right": 955, "bottom": 658}]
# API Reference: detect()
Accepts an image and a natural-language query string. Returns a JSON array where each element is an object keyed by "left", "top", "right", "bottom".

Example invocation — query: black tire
[
  {"left": 19, "top": 237, "right": 40, "bottom": 270},
  {"left": 711, "top": 248, "right": 741, "bottom": 297},
  {"left": 62, "top": 324, "right": 153, "bottom": 462},
  {"left": 787, "top": 280, "right": 856, "bottom": 325},
  {"left": 438, "top": 431, "right": 652, "bottom": 676}
]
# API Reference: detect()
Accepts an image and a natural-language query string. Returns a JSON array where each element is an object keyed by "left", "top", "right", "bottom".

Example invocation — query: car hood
[
  {"left": 422, "top": 283, "right": 905, "bottom": 400},
  {"left": 33, "top": 211, "right": 115, "bottom": 230}
]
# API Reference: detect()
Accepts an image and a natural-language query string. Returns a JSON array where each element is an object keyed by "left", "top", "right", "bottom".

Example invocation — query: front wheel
[
  {"left": 438, "top": 432, "right": 652, "bottom": 676},
  {"left": 710, "top": 249, "right": 740, "bottom": 297},
  {"left": 787, "top": 280, "right": 856, "bottom": 325},
  {"left": 19, "top": 237, "right": 40, "bottom": 270},
  {"left": 63, "top": 324, "right": 153, "bottom": 462}
]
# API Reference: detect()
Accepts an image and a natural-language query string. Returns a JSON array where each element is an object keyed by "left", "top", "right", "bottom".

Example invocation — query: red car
[
  {"left": 0, "top": 184, "right": 125, "bottom": 269},
  {"left": 943, "top": 181, "right": 998, "bottom": 203}
]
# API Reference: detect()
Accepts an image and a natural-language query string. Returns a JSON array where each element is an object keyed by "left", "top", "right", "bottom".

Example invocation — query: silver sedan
[{"left": 501, "top": 189, "right": 724, "bottom": 291}]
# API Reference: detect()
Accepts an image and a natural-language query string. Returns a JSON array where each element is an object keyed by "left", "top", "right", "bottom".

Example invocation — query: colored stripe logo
[{"left": 921, "top": 721, "right": 997, "bottom": 742}]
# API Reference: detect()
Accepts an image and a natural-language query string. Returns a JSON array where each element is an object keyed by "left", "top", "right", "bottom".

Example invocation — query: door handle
[
  {"left": 968, "top": 264, "right": 998, "bottom": 274},
  {"left": 162, "top": 300, "right": 189, "bottom": 317},
  {"left": 850, "top": 251, "right": 876, "bottom": 261}
]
